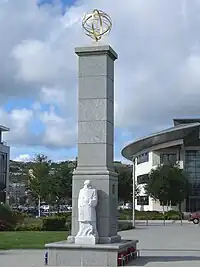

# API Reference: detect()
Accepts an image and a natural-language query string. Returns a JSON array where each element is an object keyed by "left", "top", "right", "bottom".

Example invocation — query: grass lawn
[{"left": 0, "top": 231, "right": 68, "bottom": 250}]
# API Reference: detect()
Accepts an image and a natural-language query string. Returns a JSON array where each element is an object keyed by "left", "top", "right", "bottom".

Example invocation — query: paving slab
[{"left": 1, "top": 224, "right": 200, "bottom": 266}]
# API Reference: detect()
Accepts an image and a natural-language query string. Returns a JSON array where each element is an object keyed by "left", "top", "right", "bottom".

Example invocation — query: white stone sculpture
[{"left": 75, "top": 180, "right": 98, "bottom": 245}]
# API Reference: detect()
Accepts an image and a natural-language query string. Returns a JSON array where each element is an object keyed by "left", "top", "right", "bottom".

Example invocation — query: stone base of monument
[
  {"left": 45, "top": 239, "right": 139, "bottom": 267},
  {"left": 74, "top": 235, "right": 97, "bottom": 245}
]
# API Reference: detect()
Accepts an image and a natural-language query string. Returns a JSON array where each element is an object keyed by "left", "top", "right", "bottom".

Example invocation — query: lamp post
[
  {"left": 38, "top": 194, "right": 41, "bottom": 218},
  {"left": 6, "top": 194, "right": 10, "bottom": 205},
  {"left": 132, "top": 158, "right": 136, "bottom": 228},
  {"left": 28, "top": 169, "right": 41, "bottom": 218}
]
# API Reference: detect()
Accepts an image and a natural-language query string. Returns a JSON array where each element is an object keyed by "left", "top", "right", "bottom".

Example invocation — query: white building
[
  {"left": 0, "top": 125, "right": 10, "bottom": 203},
  {"left": 122, "top": 119, "right": 200, "bottom": 213}
]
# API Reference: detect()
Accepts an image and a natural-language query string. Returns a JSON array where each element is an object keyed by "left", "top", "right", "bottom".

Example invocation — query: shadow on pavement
[
  {"left": 135, "top": 223, "right": 192, "bottom": 227},
  {"left": 127, "top": 255, "right": 200, "bottom": 266},
  {"left": 122, "top": 227, "right": 149, "bottom": 231},
  {"left": 142, "top": 248, "right": 200, "bottom": 252}
]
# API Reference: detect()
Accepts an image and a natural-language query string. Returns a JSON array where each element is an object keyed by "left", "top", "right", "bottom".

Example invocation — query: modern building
[
  {"left": 0, "top": 125, "right": 10, "bottom": 203},
  {"left": 122, "top": 119, "right": 200, "bottom": 213}
]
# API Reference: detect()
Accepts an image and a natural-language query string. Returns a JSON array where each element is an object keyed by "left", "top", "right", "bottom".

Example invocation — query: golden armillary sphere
[{"left": 82, "top": 9, "right": 112, "bottom": 42}]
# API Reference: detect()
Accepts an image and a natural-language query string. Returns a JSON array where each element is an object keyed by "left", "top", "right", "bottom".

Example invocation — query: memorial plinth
[
  {"left": 45, "top": 45, "right": 139, "bottom": 266},
  {"left": 70, "top": 45, "right": 120, "bottom": 244},
  {"left": 45, "top": 240, "right": 138, "bottom": 267}
]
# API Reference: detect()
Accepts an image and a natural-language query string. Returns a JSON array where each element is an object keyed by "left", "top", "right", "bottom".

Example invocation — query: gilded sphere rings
[{"left": 82, "top": 9, "right": 112, "bottom": 42}]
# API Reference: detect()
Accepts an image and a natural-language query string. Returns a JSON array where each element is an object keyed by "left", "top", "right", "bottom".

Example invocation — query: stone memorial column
[{"left": 70, "top": 45, "right": 121, "bottom": 244}]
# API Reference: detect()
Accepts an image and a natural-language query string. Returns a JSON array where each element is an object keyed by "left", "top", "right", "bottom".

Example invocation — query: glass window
[
  {"left": 186, "top": 167, "right": 195, "bottom": 173},
  {"left": 185, "top": 150, "right": 200, "bottom": 196},
  {"left": 137, "top": 174, "right": 149, "bottom": 185},
  {"left": 137, "top": 153, "right": 149, "bottom": 165},
  {"left": 160, "top": 153, "right": 177, "bottom": 165},
  {"left": 0, "top": 152, "right": 7, "bottom": 190},
  {"left": 196, "top": 168, "right": 200, "bottom": 173},
  {"left": 137, "top": 196, "right": 149, "bottom": 205}
]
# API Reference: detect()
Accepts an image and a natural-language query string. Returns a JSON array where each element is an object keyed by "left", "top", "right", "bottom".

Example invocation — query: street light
[
  {"left": 132, "top": 158, "right": 136, "bottom": 228},
  {"left": 28, "top": 169, "right": 41, "bottom": 218}
]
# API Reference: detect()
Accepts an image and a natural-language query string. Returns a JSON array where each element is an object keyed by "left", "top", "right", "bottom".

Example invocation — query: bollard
[{"left": 44, "top": 251, "right": 48, "bottom": 265}]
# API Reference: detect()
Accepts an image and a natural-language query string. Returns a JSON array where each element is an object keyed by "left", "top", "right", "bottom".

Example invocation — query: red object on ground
[
  {"left": 124, "top": 251, "right": 129, "bottom": 263},
  {"left": 127, "top": 247, "right": 131, "bottom": 262},
  {"left": 130, "top": 247, "right": 136, "bottom": 259},
  {"left": 118, "top": 251, "right": 126, "bottom": 266}
]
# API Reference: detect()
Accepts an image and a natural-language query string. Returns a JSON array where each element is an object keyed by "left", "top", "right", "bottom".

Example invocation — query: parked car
[{"left": 189, "top": 211, "right": 200, "bottom": 224}]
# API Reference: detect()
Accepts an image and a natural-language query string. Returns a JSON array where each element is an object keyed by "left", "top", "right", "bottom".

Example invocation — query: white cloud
[
  {"left": 39, "top": 87, "right": 67, "bottom": 106},
  {"left": 13, "top": 154, "right": 33, "bottom": 162},
  {"left": 2, "top": 0, "right": 200, "bottom": 155},
  {"left": 0, "top": 108, "right": 34, "bottom": 145},
  {"left": 39, "top": 106, "right": 77, "bottom": 148}
]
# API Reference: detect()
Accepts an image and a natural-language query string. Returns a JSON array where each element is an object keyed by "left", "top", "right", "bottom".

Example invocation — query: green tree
[
  {"left": 114, "top": 163, "right": 140, "bottom": 203},
  {"left": 167, "top": 165, "right": 189, "bottom": 224},
  {"left": 49, "top": 162, "right": 73, "bottom": 212},
  {"left": 146, "top": 164, "right": 188, "bottom": 224},
  {"left": 145, "top": 165, "right": 169, "bottom": 224},
  {"left": 27, "top": 154, "right": 51, "bottom": 206}
]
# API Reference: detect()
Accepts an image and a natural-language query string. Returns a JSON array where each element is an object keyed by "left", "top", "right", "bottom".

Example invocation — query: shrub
[
  {"left": 12, "top": 211, "right": 25, "bottom": 224},
  {"left": 0, "top": 219, "right": 13, "bottom": 231},
  {"left": 168, "top": 214, "right": 180, "bottom": 221},
  {"left": 15, "top": 224, "right": 42, "bottom": 231},
  {"left": 65, "top": 221, "right": 71, "bottom": 231},
  {"left": 118, "top": 209, "right": 184, "bottom": 221},
  {"left": 0, "top": 203, "right": 18, "bottom": 231},
  {"left": 42, "top": 216, "right": 66, "bottom": 231},
  {"left": 135, "top": 215, "right": 146, "bottom": 220},
  {"left": 57, "top": 212, "right": 71, "bottom": 222},
  {"left": 165, "top": 210, "right": 183, "bottom": 219},
  {"left": 118, "top": 210, "right": 132, "bottom": 220},
  {"left": 118, "top": 222, "right": 133, "bottom": 231}
]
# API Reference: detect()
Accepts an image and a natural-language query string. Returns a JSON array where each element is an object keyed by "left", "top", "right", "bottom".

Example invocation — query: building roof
[
  {"left": 173, "top": 118, "right": 200, "bottom": 126},
  {"left": 121, "top": 122, "right": 200, "bottom": 160},
  {"left": 0, "top": 125, "right": 9, "bottom": 132}
]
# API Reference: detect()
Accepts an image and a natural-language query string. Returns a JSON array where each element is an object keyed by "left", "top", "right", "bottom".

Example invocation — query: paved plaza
[{"left": 1, "top": 223, "right": 200, "bottom": 266}]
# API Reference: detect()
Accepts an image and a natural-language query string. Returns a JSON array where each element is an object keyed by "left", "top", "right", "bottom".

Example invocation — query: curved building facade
[{"left": 122, "top": 119, "right": 200, "bottom": 212}]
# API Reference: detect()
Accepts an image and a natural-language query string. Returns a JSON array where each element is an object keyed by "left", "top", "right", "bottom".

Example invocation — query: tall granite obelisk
[
  {"left": 69, "top": 45, "right": 121, "bottom": 244},
  {"left": 45, "top": 10, "right": 139, "bottom": 266}
]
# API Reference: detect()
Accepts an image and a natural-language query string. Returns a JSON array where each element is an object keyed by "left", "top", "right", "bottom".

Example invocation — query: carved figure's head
[{"left": 84, "top": 180, "right": 91, "bottom": 188}]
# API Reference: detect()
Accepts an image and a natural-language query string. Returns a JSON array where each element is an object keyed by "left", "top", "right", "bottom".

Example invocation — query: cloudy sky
[{"left": 1, "top": 0, "right": 200, "bottom": 162}]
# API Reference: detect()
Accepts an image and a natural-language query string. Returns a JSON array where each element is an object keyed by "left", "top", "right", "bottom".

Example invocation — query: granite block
[
  {"left": 78, "top": 55, "right": 114, "bottom": 80},
  {"left": 78, "top": 98, "right": 114, "bottom": 123},
  {"left": 78, "top": 143, "right": 113, "bottom": 167},
  {"left": 97, "top": 216, "right": 111, "bottom": 237},
  {"left": 78, "top": 120, "right": 113, "bottom": 145},
  {"left": 75, "top": 45, "right": 118, "bottom": 61},
  {"left": 78, "top": 76, "right": 114, "bottom": 101}
]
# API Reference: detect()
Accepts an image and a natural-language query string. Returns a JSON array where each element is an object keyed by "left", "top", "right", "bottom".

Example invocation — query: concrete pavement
[{"left": 1, "top": 223, "right": 200, "bottom": 266}]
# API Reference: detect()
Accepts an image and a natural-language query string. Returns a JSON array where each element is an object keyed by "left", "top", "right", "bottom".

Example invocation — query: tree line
[
  {"left": 18, "top": 154, "right": 190, "bottom": 216},
  {"left": 25, "top": 155, "right": 137, "bottom": 207}
]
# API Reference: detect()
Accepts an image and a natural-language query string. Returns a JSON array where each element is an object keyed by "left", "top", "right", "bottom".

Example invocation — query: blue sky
[
  {"left": 37, "top": 0, "right": 76, "bottom": 15},
  {"left": 1, "top": 0, "right": 200, "bottom": 162}
]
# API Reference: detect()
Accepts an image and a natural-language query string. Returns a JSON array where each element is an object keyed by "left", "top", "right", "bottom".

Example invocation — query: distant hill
[{"left": 9, "top": 160, "right": 132, "bottom": 184}]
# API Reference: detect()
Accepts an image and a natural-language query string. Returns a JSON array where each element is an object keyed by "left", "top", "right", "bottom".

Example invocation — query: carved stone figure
[{"left": 75, "top": 180, "right": 98, "bottom": 245}]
